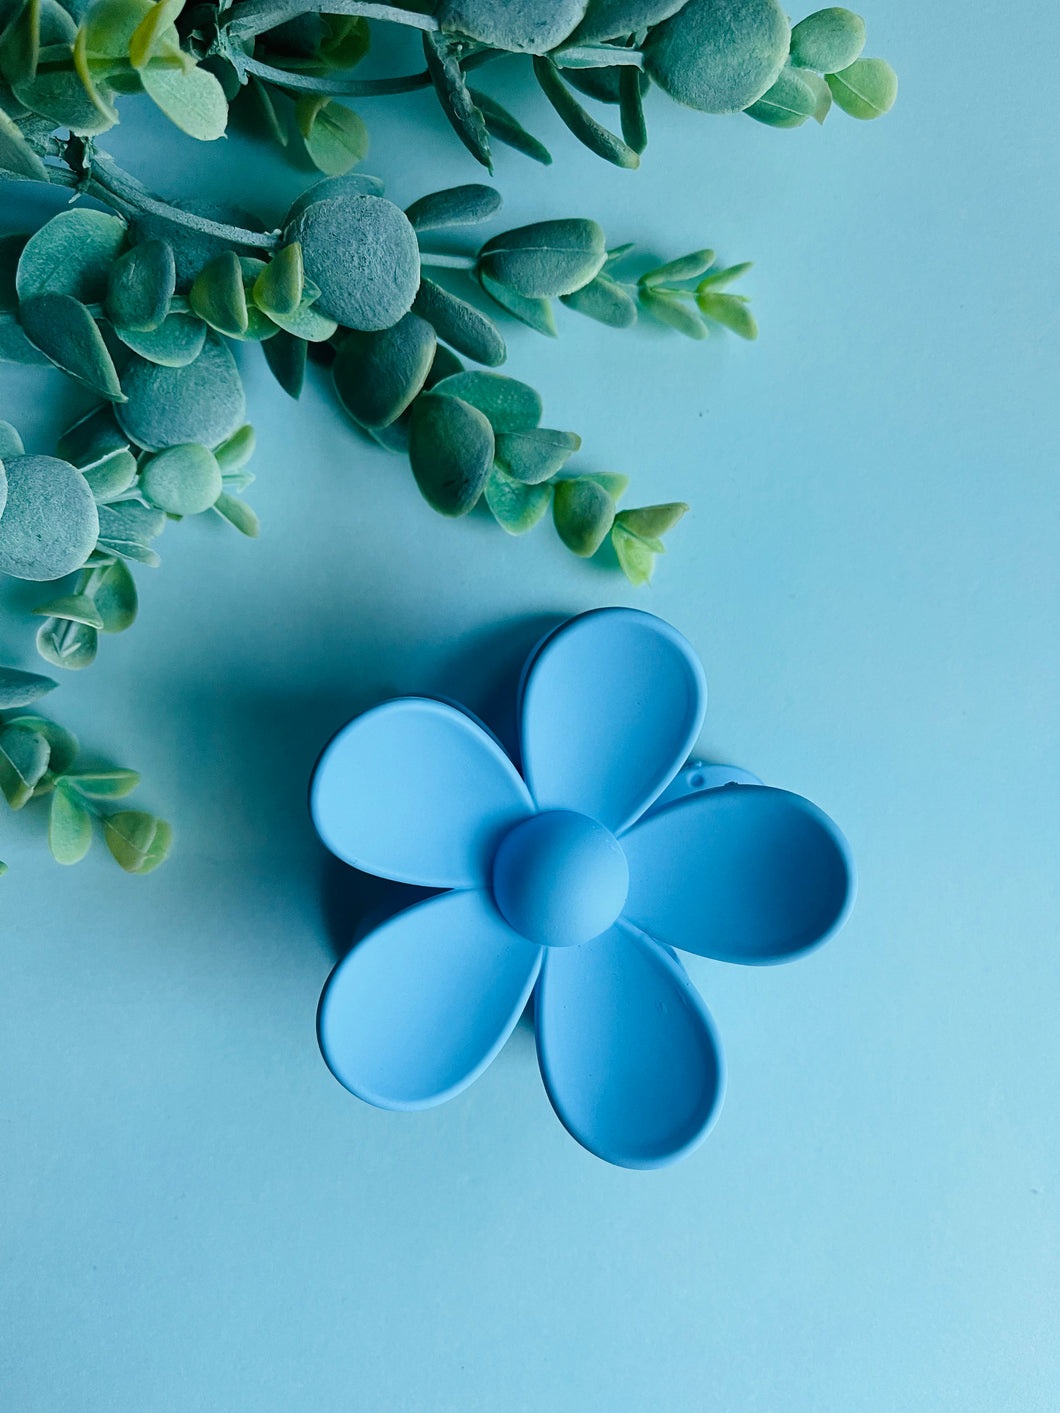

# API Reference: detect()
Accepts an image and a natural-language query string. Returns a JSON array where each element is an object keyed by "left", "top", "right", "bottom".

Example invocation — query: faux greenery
[{"left": 0, "top": 1, "right": 897, "bottom": 878}]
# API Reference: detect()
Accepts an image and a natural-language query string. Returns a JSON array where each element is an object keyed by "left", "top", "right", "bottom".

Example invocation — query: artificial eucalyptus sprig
[
  {"left": 0, "top": 0, "right": 896, "bottom": 181},
  {"left": 0, "top": 663, "right": 170, "bottom": 872},
  {"left": 2, "top": 153, "right": 744, "bottom": 595}
]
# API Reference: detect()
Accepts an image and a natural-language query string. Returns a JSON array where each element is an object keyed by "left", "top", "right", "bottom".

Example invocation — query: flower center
[{"left": 491, "top": 810, "right": 629, "bottom": 948}]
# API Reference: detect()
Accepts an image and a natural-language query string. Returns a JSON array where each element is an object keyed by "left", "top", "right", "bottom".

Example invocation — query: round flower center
[{"left": 491, "top": 811, "right": 629, "bottom": 948}]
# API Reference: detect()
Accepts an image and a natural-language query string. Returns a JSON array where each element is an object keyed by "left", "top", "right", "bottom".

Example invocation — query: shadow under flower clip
[{"left": 310, "top": 608, "right": 855, "bottom": 1169}]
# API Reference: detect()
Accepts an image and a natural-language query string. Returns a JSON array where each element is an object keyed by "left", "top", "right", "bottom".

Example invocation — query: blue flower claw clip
[{"left": 310, "top": 608, "right": 855, "bottom": 1169}]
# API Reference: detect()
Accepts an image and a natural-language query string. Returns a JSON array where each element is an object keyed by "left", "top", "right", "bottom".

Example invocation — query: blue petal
[
  {"left": 535, "top": 922, "right": 724, "bottom": 1168},
  {"left": 519, "top": 609, "right": 707, "bottom": 835},
  {"left": 311, "top": 698, "right": 534, "bottom": 887},
  {"left": 622, "top": 785, "right": 855, "bottom": 965},
  {"left": 318, "top": 889, "right": 542, "bottom": 1110}
]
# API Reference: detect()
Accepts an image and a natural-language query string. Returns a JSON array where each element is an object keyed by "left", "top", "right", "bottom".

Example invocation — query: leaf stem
[
  {"left": 223, "top": 0, "right": 439, "bottom": 41},
  {"left": 418, "top": 252, "right": 477, "bottom": 270},
  {"left": 238, "top": 53, "right": 432, "bottom": 96},
  {"left": 86, "top": 158, "right": 280, "bottom": 251}
]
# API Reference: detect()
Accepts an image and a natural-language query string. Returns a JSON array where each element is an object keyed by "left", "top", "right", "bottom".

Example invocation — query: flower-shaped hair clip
[{"left": 311, "top": 609, "right": 854, "bottom": 1169}]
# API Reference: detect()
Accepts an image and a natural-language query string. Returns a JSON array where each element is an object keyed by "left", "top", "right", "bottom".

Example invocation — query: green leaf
[
  {"left": 0, "top": 418, "right": 23, "bottom": 457},
  {"left": 0, "top": 0, "right": 43, "bottom": 88},
  {"left": 639, "top": 249, "right": 715, "bottom": 287},
  {"left": 283, "top": 173, "right": 385, "bottom": 230},
  {"left": 116, "top": 332, "right": 246, "bottom": 450},
  {"left": 423, "top": 31, "right": 491, "bottom": 170},
  {"left": 189, "top": 250, "right": 248, "bottom": 338},
  {"left": 128, "top": 0, "right": 185, "bottom": 69},
  {"left": 31, "top": 593, "right": 104, "bottom": 629},
  {"left": 0, "top": 105, "right": 48, "bottom": 178},
  {"left": 477, "top": 267, "right": 556, "bottom": 337},
  {"left": 799, "top": 67, "right": 833, "bottom": 122},
  {"left": 696, "top": 261, "right": 752, "bottom": 291},
  {"left": 142, "top": 59, "right": 228, "bottom": 140},
  {"left": 212, "top": 491, "right": 259, "bottom": 537},
  {"left": 580, "top": 471, "right": 629, "bottom": 500},
  {"left": 695, "top": 290, "right": 757, "bottom": 338},
  {"left": 553, "top": 477, "right": 615, "bottom": 556},
  {"left": 422, "top": 343, "right": 464, "bottom": 390},
  {"left": 332, "top": 312, "right": 436, "bottom": 429},
  {"left": 408, "top": 392, "right": 495, "bottom": 517},
  {"left": 13, "top": 42, "right": 118, "bottom": 135},
  {"left": 825, "top": 57, "right": 897, "bottom": 119},
  {"left": 438, "top": 0, "right": 586, "bottom": 52},
  {"left": 611, "top": 520, "right": 655, "bottom": 585},
  {"left": 140, "top": 442, "right": 222, "bottom": 514},
  {"left": 295, "top": 94, "right": 368, "bottom": 176},
  {"left": 252, "top": 243, "right": 303, "bottom": 320},
  {"left": 0, "top": 453, "right": 99, "bottom": 581},
  {"left": 129, "top": 198, "right": 266, "bottom": 290},
  {"left": 5, "top": 712, "right": 78, "bottom": 777},
  {"left": 105, "top": 238, "right": 175, "bottom": 332},
  {"left": 92, "top": 556, "right": 137, "bottom": 632},
  {"left": 560, "top": 273, "right": 637, "bottom": 327},
  {"left": 80, "top": 446, "right": 138, "bottom": 502},
  {"left": 639, "top": 288, "right": 707, "bottom": 338},
  {"left": 115, "top": 311, "right": 206, "bottom": 366},
  {"left": 533, "top": 56, "right": 639, "bottom": 169},
  {"left": 412, "top": 277, "right": 505, "bottom": 368},
  {"left": 36, "top": 615, "right": 99, "bottom": 669},
  {"left": 78, "top": 0, "right": 155, "bottom": 61},
  {"left": 0, "top": 722, "right": 49, "bottom": 808},
  {"left": 15, "top": 208, "right": 126, "bottom": 302},
  {"left": 103, "top": 809, "right": 171, "bottom": 873},
  {"left": 468, "top": 87, "right": 551, "bottom": 165},
  {"left": 263, "top": 295, "right": 336, "bottom": 342},
  {"left": 618, "top": 63, "right": 647, "bottom": 154},
  {"left": 49, "top": 780, "right": 92, "bottom": 863},
  {"left": 745, "top": 64, "right": 818, "bottom": 127},
  {"left": 57, "top": 404, "right": 125, "bottom": 466},
  {"left": 18, "top": 292, "right": 125, "bottom": 400},
  {"left": 242, "top": 72, "right": 288, "bottom": 147},
  {"left": 0, "top": 665, "right": 57, "bottom": 707},
  {"left": 214, "top": 424, "right": 255, "bottom": 472},
  {"left": 615, "top": 501, "right": 688, "bottom": 538},
  {"left": 484, "top": 465, "right": 551, "bottom": 535},
  {"left": 95, "top": 499, "right": 166, "bottom": 564},
  {"left": 262, "top": 329, "right": 306, "bottom": 397},
  {"left": 572, "top": 1, "right": 685, "bottom": 45},
  {"left": 285, "top": 194, "right": 420, "bottom": 332},
  {"left": 494, "top": 426, "right": 580, "bottom": 483},
  {"left": 406, "top": 184, "right": 501, "bottom": 235},
  {"left": 789, "top": 8, "right": 865, "bottom": 73},
  {"left": 478, "top": 218, "right": 606, "bottom": 299},
  {"left": 429, "top": 371, "right": 542, "bottom": 432},
  {"left": 643, "top": 0, "right": 789, "bottom": 113},
  {"left": 66, "top": 767, "right": 139, "bottom": 798}
]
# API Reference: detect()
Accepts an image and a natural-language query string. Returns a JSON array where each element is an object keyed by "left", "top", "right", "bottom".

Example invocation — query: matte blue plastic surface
[{"left": 310, "top": 608, "right": 854, "bottom": 1166}]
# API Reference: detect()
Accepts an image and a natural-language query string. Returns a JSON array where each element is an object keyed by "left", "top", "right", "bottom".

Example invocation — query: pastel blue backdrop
[{"left": 2, "top": 2, "right": 1057, "bottom": 1408}]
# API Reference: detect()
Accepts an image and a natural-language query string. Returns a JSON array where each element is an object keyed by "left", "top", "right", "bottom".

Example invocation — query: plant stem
[
  {"left": 238, "top": 53, "right": 431, "bottom": 95},
  {"left": 418, "top": 252, "right": 477, "bottom": 270},
  {"left": 550, "top": 45, "right": 644, "bottom": 69},
  {"left": 86, "top": 158, "right": 280, "bottom": 250},
  {"left": 223, "top": 0, "right": 439, "bottom": 41}
]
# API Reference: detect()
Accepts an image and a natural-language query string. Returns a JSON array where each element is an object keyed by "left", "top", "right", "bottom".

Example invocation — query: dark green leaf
[
  {"left": 405, "top": 183, "right": 502, "bottom": 235},
  {"left": 533, "top": 56, "right": 639, "bottom": 169},
  {"left": 0, "top": 664, "right": 57, "bottom": 708},
  {"left": 92, "top": 556, "right": 137, "bottom": 632},
  {"left": 18, "top": 292, "right": 125, "bottom": 399},
  {"left": 408, "top": 392, "right": 495, "bottom": 516},
  {"left": 189, "top": 250, "right": 248, "bottom": 338},
  {"left": 262, "top": 328, "right": 306, "bottom": 397},
  {"left": 478, "top": 218, "right": 606, "bottom": 299},
  {"left": 494, "top": 426, "right": 580, "bottom": 483},
  {"left": 468, "top": 87, "right": 551, "bottom": 165},
  {"left": 115, "top": 311, "right": 207, "bottom": 366},
  {"left": 116, "top": 332, "right": 246, "bottom": 450},
  {"left": 618, "top": 63, "right": 646, "bottom": 153},
  {"left": 80, "top": 447, "right": 138, "bottom": 502},
  {"left": 438, "top": 0, "right": 586, "bottom": 52},
  {"left": 0, "top": 453, "right": 98, "bottom": 580},
  {"left": 15, "top": 207, "right": 126, "bottom": 302},
  {"left": 252, "top": 243, "right": 303, "bottom": 320},
  {"left": 283, "top": 172, "right": 385, "bottom": 230},
  {"left": 105, "top": 238, "right": 175, "bottom": 332},
  {"left": 572, "top": 0, "right": 685, "bottom": 44},
  {"left": 412, "top": 276, "right": 505, "bottom": 367},
  {"left": 423, "top": 31, "right": 491, "bottom": 170},
  {"left": 643, "top": 0, "right": 789, "bottom": 113},
  {"left": 0, "top": 418, "right": 22, "bottom": 457},
  {"left": 428, "top": 370, "right": 542, "bottom": 431},
  {"left": 332, "top": 312, "right": 436, "bottom": 429},
  {"left": 35, "top": 616, "right": 98, "bottom": 669}
]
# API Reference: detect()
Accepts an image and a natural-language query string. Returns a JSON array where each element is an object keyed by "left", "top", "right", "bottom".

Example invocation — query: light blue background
[{"left": 2, "top": 3, "right": 1058, "bottom": 1408}]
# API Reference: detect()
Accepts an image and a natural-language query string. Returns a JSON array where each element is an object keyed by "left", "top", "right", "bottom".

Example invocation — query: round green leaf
[
  {"left": 140, "top": 442, "right": 222, "bottom": 514},
  {"left": 17, "top": 293, "right": 125, "bottom": 400},
  {"left": 105, "top": 238, "right": 175, "bottom": 332},
  {"left": 130, "top": 200, "right": 267, "bottom": 289},
  {"left": 494, "top": 427, "right": 580, "bottom": 483},
  {"left": 825, "top": 57, "right": 897, "bottom": 119},
  {"left": 560, "top": 273, "right": 637, "bottom": 327},
  {"left": 478, "top": 218, "right": 606, "bottom": 298},
  {"left": 789, "top": 8, "right": 865, "bottom": 73},
  {"left": 408, "top": 392, "right": 495, "bottom": 517},
  {"left": 412, "top": 277, "right": 505, "bottom": 367},
  {"left": 95, "top": 500, "right": 166, "bottom": 564},
  {"left": 0, "top": 723, "right": 50, "bottom": 809},
  {"left": 252, "top": 243, "right": 303, "bottom": 320},
  {"left": 485, "top": 466, "right": 552, "bottom": 536},
  {"left": 36, "top": 616, "right": 99, "bottom": 670},
  {"left": 31, "top": 593, "right": 105, "bottom": 629},
  {"left": 0, "top": 665, "right": 57, "bottom": 708},
  {"left": 428, "top": 371, "right": 542, "bottom": 431},
  {"left": 13, "top": 50, "right": 119, "bottom": 135},
  {"left": 80, "top": 446, "right": 138, "bottom": 503},
  {"left": 262, "top": 329, "right": 306, "bottom": 397},
  {"left": 0, "top": 454, "right": 98, "bottom": 581},
  {"left": 296, "top": 94, "right": 368, "bottom": 177},
  {"left": 5, "top": 713, "right": 79, "bottom": 777},
  {"left": 103, "top": 809, "right": 171, "bottom": 873},
  {"left": 142, "top": 60, "right": 228, "bottom": 140},
  {"left": 283, "top": 173, "right": 385, "bottom": 230},
  {"left": 572, "top": 0, "right": 685, "bottom": 43},
  {"left": 15, "top": 208, "right": 127, "bottom": 302},
  {"left": 189, "top": 250, "right": 248, "bottom": 338},
  {"left": 438, "top": 0, "right": 587, "bottom": 53},
  {"left": 214, "top": 424, "right": 255, "bottom": 472},
  {"left": 332, "top": 312, "right": 436, "bottom": 429},
  {"left": 116, "top": 332, "right": 246, "bottom": 450},
  {"left": 49, "top": 782, "right": 93, "bottom": 864},
  {"left": 643, "top": 0, "right": 790, "bottom": 113},
  {"left": 92, "top": 557, "right": 137, "bottom": 632},
  {"left": 745, "top": 65, "right": 819, "bottom": 127},
  {"left": 405, "top": 184, "right": 502, "bottom": 235},
  {"left": 552, "top": 476, "right": 614, "bottom": 556},
  {"left": 0, "top": 420, "right": 23, "bottom": 458},
  {"left": 286, "top": 195, "right": 420, "bottom": 332},
  {"left": 115, "top": 312, "right": 207, "bottom": 367}
]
